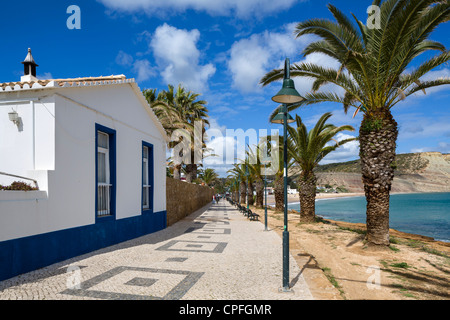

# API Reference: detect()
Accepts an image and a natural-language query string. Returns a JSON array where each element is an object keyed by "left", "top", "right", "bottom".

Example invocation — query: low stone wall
[{"left": 166, "top": 177, "right": 214, "bottom": 226}]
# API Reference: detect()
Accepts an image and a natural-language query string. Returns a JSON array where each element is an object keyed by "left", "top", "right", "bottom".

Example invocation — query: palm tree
[
  {"left": 261, "top": 1, "right": 450, "bottom": 246},
  {"left": 144, "top": 84, "right": 210, "bottom": 182},
  {"left": 173, "top": 86, "right": 209, "bottom": 183},
  {"left": 260, "top": 135, "right": 294, "bottom": 212},
  {"left": 226, "top": 176, "right": 240, "bottom": 202},
  {"left": 227, "top": 163, "right": 247, "bottom": 205},
  {"left": 143, "top": 88, "right": 184, "bottom": 136},
  {"left": 199, "top": 168, "right": 219, "bottom": 186},
  {"left": 246, "top": 145, "right": 265, "bottom": 208},
  {"left": 287, "top": 113, "right": 356, "bottom": 222}
]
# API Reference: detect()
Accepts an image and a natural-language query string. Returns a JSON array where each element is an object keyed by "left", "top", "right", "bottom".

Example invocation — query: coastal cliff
[{"left": 307, "top": 152, "right": 450, "bottom": 193}]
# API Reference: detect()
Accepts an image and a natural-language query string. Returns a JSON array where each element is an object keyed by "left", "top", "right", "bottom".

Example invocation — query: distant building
[
  {"left": 0, "top": 49, "right": 168, "bottom": 281},
  {"left": 265, "top": 187, "right": 274, "bottom": 195},
  {"left": 287, "top": 186, "right": 298, "bottom": 194}
]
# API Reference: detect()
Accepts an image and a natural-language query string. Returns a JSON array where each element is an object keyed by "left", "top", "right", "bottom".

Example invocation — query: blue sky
[{"left": 1, "top": 0, "right": 449, "bottom": 176}]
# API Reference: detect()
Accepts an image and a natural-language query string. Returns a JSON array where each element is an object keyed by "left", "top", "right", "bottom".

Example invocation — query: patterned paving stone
[{"left": 0, "top": 202, "right": 314, "bottom": 300}]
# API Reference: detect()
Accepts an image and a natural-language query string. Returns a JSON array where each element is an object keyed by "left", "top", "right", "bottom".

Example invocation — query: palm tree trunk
[
  {"left": 248, "top": 181, "right": 254, "bottom": 206},
  {"left": 173, "top": 164, "right": 181, "bottom": 180},
  {"left": 240, "top": 181, "right": 246, "bottom": 205},
  {"left": 359, "top": 111, "right": 398, "bottom": 247},
  {"left": 185, "top": 164, "right": 197, "bottom": 183},
  {"left": 274, "top": 175, "right": 284, "bottom": 212},
  {"left": 255, "top": 178, "right": 264, "bottom": 208},
  {"left": 298, "top": 172, "right": 317, "bottom": 223}
]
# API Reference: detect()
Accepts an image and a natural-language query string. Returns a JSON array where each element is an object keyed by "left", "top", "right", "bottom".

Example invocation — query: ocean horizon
[{"left": 288, "top": 192, "right": 450, "bottom": 242}]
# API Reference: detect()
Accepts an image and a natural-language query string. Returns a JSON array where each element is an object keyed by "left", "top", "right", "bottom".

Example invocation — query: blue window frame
[
  {"left": 95, "top": 124, "right": 116, "bottom": 222},
  {"left": 142, "top": 141, "right": 154, "bottom": 214}
]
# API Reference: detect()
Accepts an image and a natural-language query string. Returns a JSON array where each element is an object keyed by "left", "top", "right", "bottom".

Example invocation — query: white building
[
  {"left": 0, "top": 49, "right": 168, "bottom": 281},
  {"left": 287, "top": 186, "right": 298, "bottom": 195}
]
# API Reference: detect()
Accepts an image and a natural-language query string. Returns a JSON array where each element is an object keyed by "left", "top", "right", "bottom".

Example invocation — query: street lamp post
[
  {"left": 261, "top": 160, "right": 270, "bottom": 231},
  {"left": 264, "top": 171, "right": 268, "bottom": 231},
  {"left": 270, "top": 58, "right": 303, "bottom": 292},
  {"left": 245, "top": 159, "right": 249, "bottom": 211}
]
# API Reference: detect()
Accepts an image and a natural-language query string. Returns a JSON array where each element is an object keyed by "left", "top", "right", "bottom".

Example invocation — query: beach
[
  {"left": 266, "top": 192, "right": 365, "bottom": 205},
  {"left": 248, "top": 203, "right": 450, "bottom": 300}
]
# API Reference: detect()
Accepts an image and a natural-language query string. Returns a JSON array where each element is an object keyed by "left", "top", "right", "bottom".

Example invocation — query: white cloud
[
  {"left": 291, "top": 53, "right": 344, "bottom": 96},
  {"left": 97, "top": 0, "right": 299, "bottom": 18},
  {"left": 37, "top": 72, "right": 54, "bottom": 80},
  {"left": 228, "top": 35, "right": 271, "bottom": 93},
  {"left": 115, "top": 51, "right": 155, "bottom": 82},
  {"left": 227, "top": 23, "right": 344, "bottom": 95},
  {"left": 416, "top": 67, "right": 450, "bottom": 96},
  {"left": 115, "top": 51, "right": 134, "bottom": 66},
  {"left": 320, "top": 133, "right": 360, "bottom": 165},
  {"left": 399, "top": 117, "right": 450, "bottom": 140},
  {"left": 150, "top": 23, "right": 216, "bottom": 93},
  {"left": 438, "top": 142, "right": 450, "bottom": 153},
  {"left": 203, "top": 118, "right": 266, "bottom": 176},
  {"left": 411, "top": 142, "right": 450, "bottom": 154},
  {"left": 132, "top": 59, "right": 155, "bottom": 82},
  {"left": 228, "top": 25, "right": 313, "bottom": 93},
  {"left": 303, "top": 107, "right": 362, "bottom": 128}
]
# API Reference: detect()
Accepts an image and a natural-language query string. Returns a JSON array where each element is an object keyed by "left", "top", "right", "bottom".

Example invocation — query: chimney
[{"left": 21, "top": 48, "right": 39, "bottom": 82}]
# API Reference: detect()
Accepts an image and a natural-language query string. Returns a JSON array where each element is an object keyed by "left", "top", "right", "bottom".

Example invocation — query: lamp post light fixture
[
  {"left": 8, "top": 111, "right": 20, "bottom": 125},
  {"left": 270, "top": 58, "right": 303, "bottom": 292}
]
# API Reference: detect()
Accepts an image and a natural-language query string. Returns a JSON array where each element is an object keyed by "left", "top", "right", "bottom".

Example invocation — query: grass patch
[
  {"left": 389, "top": 245, "right": 400, "bottom": 252},
  {"left": 421, "top": 246, "right": 449, "bottom": 258},
  {"left": 305, "top": 228, "right": 320, "bottom": 234},
  {"left": 321, "top": 267, "right": 346, "bottom": 299},
  {"left": 337, "top": 226, "right": 366, "bottom": 235},
  {"left": 398, "top": 239, "right": 449, "bottom": 258},
  {"left": 390, "top": 262, "right": 410, "bottom": 269},
  {"left": 315, "top": 216, "right": 331, "bottom": 224}
]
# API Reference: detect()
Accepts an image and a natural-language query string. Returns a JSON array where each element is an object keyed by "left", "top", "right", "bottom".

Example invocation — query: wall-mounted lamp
[{"left": 8, "top": 111, "right": 20, "bottom": 125}]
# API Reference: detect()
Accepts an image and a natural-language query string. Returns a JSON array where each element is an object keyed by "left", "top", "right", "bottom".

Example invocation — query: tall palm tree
[
  {"left": 246, "top": 145, "right": 265, "bottom": 208},
  {"left": 288, "top": 113, "right": 356, "bottom": 222},
  {"left": 242, "top": 157, "right": 255, "bottom": 206},
  {"left": 261, "top": 0, "right": 450, "bottom": 246},
  {"left": 226, "top": 175, "right": 240, "bottom": 202},
  {"left": 172, "top": 86, "right": 210, "bottom": 183},
  {"left": 144, "top": 84, "right": 211, "bottom": 182},
  {"left": 260, "top": 135, "right": 294, "bottom": 212},
  {"left": 143, "top": 88, "right": 184, "bottom": 136},
  {"left": 199, "top": 168, "right": 219, "bottom": 186},
  {"left": 144, "top": 87, "right": 185, "bottom": 180},
  {"left": 227, "top": 163, "right": 248, "bottom": 205}
]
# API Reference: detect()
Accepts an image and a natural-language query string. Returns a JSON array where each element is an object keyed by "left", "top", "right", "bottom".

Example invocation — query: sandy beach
[
  {"left": 245, "top": 201, "right": 450, "bottom": 300},
  {"left": 266, "top": 192, "right": 365, "bottom": 205}
]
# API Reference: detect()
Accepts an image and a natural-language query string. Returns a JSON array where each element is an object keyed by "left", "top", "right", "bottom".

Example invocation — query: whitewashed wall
[{"left": 0, "top": 83, "right": 167, "bottom": 242}]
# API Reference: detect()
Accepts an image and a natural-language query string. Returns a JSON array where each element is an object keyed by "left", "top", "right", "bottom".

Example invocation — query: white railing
[{"left": 97, "top": 183, "right": 112, "bottom": 216}]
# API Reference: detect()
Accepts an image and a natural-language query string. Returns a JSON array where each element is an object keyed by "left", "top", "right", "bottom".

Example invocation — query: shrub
[{"left": 0, "top": 181, "right": 38, "bottom": 191}]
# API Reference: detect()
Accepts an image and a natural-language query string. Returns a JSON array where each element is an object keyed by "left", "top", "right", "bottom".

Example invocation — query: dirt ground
[{"left": 249, "top": 205, "right": 450, "bottom": 300}]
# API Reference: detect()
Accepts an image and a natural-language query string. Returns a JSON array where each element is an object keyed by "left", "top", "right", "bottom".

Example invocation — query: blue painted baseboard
[{"left": 0, "top": 211, "right": 167, "bottom": 282}]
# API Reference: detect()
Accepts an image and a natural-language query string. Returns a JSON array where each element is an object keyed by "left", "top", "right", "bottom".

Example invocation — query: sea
[{"left": 288, "top": 192, "right": 450, "bottom": 242}]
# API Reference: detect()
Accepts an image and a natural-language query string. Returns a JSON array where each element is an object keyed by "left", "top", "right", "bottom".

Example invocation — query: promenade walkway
[{"left": 0, "top": 201, "right": 314, "bottom": 300}]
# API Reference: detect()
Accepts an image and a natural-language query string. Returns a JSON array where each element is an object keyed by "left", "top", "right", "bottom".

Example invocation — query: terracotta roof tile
[{"left": 0, "top": 75, "right": 130, "bottom": 92}]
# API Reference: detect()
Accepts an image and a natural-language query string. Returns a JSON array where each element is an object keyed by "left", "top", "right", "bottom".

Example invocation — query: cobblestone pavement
[{"left": 0, "top": 201, "right": 314, "bottom": 300}]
